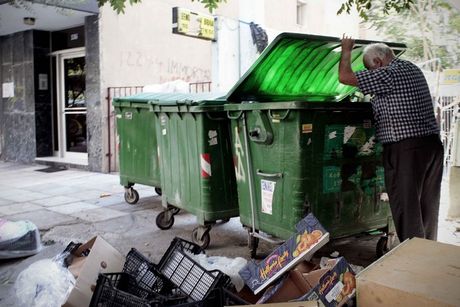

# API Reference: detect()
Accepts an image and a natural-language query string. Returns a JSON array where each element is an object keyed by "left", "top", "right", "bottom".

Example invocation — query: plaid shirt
[{"left": 356, "top": 58, "right": 439, "bottom": 144}]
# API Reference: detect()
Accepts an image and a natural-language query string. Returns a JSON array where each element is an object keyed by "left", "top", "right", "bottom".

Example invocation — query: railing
[
  {"left": 106, "top": 82, "right": 212, "bottom": 172},
  {"left": 438, "top": 96, "right": 460, "bottom": 166}
]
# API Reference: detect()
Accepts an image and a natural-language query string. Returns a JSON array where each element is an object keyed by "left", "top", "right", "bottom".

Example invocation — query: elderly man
[{"left": 338, "top": 35, "right": 443, "bottom": 242}]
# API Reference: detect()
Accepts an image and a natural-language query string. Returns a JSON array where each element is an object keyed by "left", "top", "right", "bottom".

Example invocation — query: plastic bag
[
  {"left": 189, "top": 253, "right": 247, "bottom": 291},
  {"left": 0, "top": 219, "right": 42, "bottom": 259},
  {"left": 14, "top": 252, "right": 76, "bottom": 307}
]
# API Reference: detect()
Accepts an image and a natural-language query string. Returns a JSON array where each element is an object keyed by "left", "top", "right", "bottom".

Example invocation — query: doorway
[{"left": 53, "top": 48, "right": 88, "bottom": 163}]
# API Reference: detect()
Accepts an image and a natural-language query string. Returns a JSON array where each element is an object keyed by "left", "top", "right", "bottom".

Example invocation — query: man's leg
[
  {"left": 383, "top": 140, "right": 425, "bottom": 242},
  {"left": 420, "top": 137, "right": 444, "bottom": 240}
]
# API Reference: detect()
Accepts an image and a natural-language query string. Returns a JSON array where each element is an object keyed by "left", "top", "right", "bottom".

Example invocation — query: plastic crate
[
  {"left": 158, "top": 237, "right": 232, "bottom": 302},
  {"left": 123, "top": 248, "right": 174, "bottom": 294},
  {"left": 89, "top": 273, "right": 189, "bottom": 307}
]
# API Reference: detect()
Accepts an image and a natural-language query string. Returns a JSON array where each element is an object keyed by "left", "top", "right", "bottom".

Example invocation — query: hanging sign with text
[{"left": 172, "top": 7, "right": 215, "bottom": 40}]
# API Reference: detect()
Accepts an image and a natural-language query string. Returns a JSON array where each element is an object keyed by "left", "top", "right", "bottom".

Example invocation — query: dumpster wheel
[
  {"left": 154, "top": 187, "right": 162, "bottom": 196},
  {"left": 192, "top": 227, "right": 211, "bottom": 249},
  {"left": 156, "top": 211, "right": 174, "bottom": 230},
  {"left": 170, "top": 207, "right": 181, "bottom": 215},
  {"left": 124, "top": 188, "right": 139, "bottom": 205}
]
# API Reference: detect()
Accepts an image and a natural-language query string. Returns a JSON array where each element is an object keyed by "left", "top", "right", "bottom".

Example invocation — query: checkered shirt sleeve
[{"left": 354, "top": 59, "right": 439, "bottom": 144}]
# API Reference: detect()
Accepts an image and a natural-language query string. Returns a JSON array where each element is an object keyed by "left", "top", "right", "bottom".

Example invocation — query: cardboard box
[
  {"left": 258, "top": 258, "right": 356, "bottom": 307},
  {"left": 239, "top": 213, "right": 329, "bottom": 294},
  {"left": 63, "top": 236, "right": 125, "bottom": 307},
  {"left": 232, "top": 302, "right": 320, "bottom": 307},
  {"left": 356, "top": 238, "right": 460, "bottom": 307}
]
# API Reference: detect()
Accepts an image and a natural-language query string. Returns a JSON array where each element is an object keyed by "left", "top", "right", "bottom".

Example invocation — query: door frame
[{"left": 52, "top": 47, "right": 87, "bottom": 160}]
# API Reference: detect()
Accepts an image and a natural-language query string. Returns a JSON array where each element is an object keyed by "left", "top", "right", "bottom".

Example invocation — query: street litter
[
  {"left": 0, "top": 218, "right": 42, "bottom": 259},
  {"left": 188, "top": 253, "right": 248, "bottom": 291},
  {"left": 15, "top": 254, "right": 75, "bottom": 307},
  {"left": 89, "top": 237, "right": 249, "bottom": 306}
]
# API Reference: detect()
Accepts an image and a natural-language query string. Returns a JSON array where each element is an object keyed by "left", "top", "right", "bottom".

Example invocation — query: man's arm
[{"left": 339, "top": 35, "right": 358, "bottom": 87}]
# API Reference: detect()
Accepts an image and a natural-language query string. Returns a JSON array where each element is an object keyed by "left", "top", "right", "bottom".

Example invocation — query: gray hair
[{"left": 363, "top": 43, "right": 395, "bottom": 62}]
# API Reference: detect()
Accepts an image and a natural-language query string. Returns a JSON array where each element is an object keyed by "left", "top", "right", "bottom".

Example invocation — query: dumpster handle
[
  {"left": 227, "top": 110, "right": 243, "bottom": 120},
  {"left": 268, "top": 109, "right": 290, "bottom": 121},
  {"left": 205, "top": 112, "right": 226, "bottom": 121},
  {"left": 243, "top": 112, "right": 257, "bottom": 235},
  {"left": 256, "top": 170, "right": 283, "bottom": 179}
]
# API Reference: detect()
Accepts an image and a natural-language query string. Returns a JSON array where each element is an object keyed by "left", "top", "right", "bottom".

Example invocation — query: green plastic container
[
  {"left": 113, "top": 98, "right": 161, "bottom": 205},
  {"left": 225, "top": 33, "right": 406, "bottom": 257},
  {"left": 124, "top": 92, "right": 238, "bottom": 249}
]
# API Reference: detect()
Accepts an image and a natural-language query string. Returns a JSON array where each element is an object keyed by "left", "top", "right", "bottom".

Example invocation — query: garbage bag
[
  {"left": 0, "top": 219, "right": 42, "bottom": 259},
  {"left": 14, "top": 254, "right": 76, "bottom": 307},
  {"left": 189, "top": 253, "right": 247, "bottom": 291}
]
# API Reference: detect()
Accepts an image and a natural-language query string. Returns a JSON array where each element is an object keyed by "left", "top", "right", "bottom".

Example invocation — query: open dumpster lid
[
  {"left": 113, "top": 92, "right": 226, "bottom": 106},
  {"left": 226, "top": 33, "right": 406, "bottom": 103}
]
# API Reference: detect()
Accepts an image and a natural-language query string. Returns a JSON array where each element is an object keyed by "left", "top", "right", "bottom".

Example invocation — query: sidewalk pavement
[{"left": 0, "top": 161, "right": 458, "bottom": 305}]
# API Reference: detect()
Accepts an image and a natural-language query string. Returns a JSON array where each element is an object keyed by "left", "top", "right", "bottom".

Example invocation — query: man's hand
[
  {"left": 341, "top": 34, "right": 355, "bottom": 53},
  {"left": 338, "top": 34, "right": 358, "bottom": 87}
]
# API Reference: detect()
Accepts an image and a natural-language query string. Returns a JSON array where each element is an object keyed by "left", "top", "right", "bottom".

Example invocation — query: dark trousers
[{"left": 383, "top": 134, "right": 444, "bottom": 242}]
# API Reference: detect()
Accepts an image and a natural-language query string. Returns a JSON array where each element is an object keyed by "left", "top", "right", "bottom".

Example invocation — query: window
[{"left": 297, "top": 0, "right": 307, "bottom": 25}]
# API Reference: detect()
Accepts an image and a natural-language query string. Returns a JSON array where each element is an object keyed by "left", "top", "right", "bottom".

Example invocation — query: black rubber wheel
[
  {"left": 248, "top": 235, "right": 259, "bottom": 259},
  {"left": 221, "top": 218, "right": 230, "bottom": 223},
  {"left": 170, "top": 207, "right": 181, "bottom": 215},
  {"left": 376, "top": 236, "right": 389, "bottom": 258},
  {"left": 154, "top": 187, "right": 162, "bottom": 196},
  {"left": 192, "top": 228, "right": 211, "bottom": 249},
  {"left": 156, "top": 211, "right": 174, "bottom": 230},
  {"left": 124, "top": 189, "right": 139, "bottom": 205}
]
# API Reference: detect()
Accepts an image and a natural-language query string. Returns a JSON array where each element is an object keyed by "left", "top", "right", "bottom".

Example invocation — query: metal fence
[
  {"left": 437, "top": 96, "right": 460, "bottom": 167},
  {"left": 106, "top": 82, "right": 212, "bottom": 172}
]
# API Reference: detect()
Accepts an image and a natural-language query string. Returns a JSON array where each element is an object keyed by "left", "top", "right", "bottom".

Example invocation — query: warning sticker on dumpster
[{"left": 261, "top": 180, "right": 276, "bottom": 215}]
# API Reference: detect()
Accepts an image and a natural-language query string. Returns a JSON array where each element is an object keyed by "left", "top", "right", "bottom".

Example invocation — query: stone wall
[
  {"left": 0, "top": 31, "right": 36, "bottom": 163},
  {"left": 85, "top": 15, "right": 102, "bottom": 172}
]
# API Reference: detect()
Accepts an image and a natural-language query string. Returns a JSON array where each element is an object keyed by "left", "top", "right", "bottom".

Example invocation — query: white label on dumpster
[
  {"left": 261, "top": 180, "right": 276, "bottom": 215},
  {"left": 162, "top": 128, "right": 167, "bottom": 135},
  {"left": 208, "top": 130, "right": 218, "bottom": 146}
]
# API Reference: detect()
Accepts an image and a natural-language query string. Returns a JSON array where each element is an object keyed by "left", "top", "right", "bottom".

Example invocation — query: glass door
[{"left": 55, "top": 49, "right": 87, "bottom": 161}]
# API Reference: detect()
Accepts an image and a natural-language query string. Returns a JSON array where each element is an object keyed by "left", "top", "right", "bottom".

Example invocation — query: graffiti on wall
[{"left": 119, "top": 51, "right": 211, "bottom": 82}]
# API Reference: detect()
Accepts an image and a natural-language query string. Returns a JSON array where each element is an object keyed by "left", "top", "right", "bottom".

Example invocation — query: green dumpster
[
  {"left": 144, "top": 93, "right": 238, "bottom": 249},
  {"left": 113, "top": 96, "right": 162, "bottom": 204},
  {"left": 225, "top": 33, "right": 406, "bottom": 257}
]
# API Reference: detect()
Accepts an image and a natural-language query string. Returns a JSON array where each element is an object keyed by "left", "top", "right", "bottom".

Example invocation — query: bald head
[{"left": 363, "top": 43, "right": 395, "bottom": 70}]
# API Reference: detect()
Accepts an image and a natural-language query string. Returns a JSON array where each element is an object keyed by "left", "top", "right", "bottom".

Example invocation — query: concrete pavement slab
[
  {"left": 0, "top": 203, "right": 43, "bottom": 215},
  {"left": 69, "top": 207, "right": 128, "bottom": 222},
  {"left": 46, "top": 202, "right": 100, "bottom": 214},
  {"left": 4, "top": 209, "right": 76, "bottom": 230},
  {"left": 31, "top": 196, "right": 80, "bottom": 207},
  {"left": 0, "top": 191, "right": 51, "bottom": 203}
]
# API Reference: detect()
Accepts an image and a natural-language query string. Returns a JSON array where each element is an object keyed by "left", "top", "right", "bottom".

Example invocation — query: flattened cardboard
[
  {"left": 356, "top": 238, "right": 460, "bottom": 307},
  {"left": 261, "top": 257, "right": 356, "bottom": 307},
  {"left": 239, "top": 214, "right": 329, "bottom": 294},
  {"left": 232, "top": 302, "right": 320, "bottom": 307},
  {"left": 63, "top": 236, "right": 125, "bottom": 307}
]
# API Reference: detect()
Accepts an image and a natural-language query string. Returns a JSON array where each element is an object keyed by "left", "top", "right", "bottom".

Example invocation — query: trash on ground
[
  {"left": 63, "top": 236, "right": 125, "bottom": 307},
  {"left": 189, "top": 253, "right": 248, "bottom": 291},
  {"left": 0, "top": 218, "right": 42, "bottom": 259},
  {"left": 238, "top": 213, "right": 330, "bottom": 295},
  {"left": 15, "top": 256, "right": 75, "bottom": 307}
]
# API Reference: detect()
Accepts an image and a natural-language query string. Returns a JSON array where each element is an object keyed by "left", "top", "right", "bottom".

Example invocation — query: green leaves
[
  {"left": 191, "top": 0, "right": 227, "bottom": 13},
  {"left": 337, "top": 0, "right": 414, "bottom": 20},
  {"left": 97, "top": 0, "right": 142, "bottom": 14},
  {"left": 97, "top": 0, "right": 226, "bottom": 14}
]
